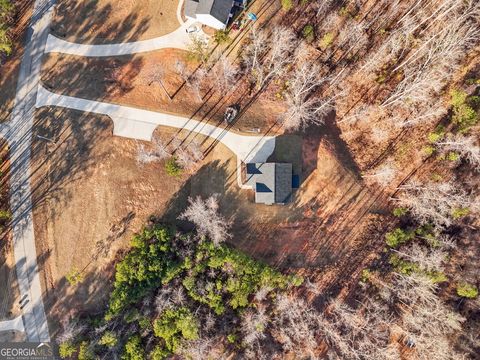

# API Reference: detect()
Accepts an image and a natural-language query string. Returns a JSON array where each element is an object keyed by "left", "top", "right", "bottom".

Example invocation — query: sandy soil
[
  {"left": 51, "top": 0, "right": 181, "bottom": 44},
  {"left": 41, "top": 50, "right": 287, "bottom": 134}
]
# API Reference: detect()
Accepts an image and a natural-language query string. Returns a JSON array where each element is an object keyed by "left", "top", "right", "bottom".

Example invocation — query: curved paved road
[{"left": 36, "top": 85, "right": 276, "bottom": 163}]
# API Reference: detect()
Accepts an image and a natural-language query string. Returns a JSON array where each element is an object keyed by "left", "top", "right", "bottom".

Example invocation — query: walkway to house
[{"left": 36, "top": 85, "right": 276, "bottom": 163}]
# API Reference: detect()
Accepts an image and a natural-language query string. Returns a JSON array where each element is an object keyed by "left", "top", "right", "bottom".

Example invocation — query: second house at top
[{"left": 185, "top": 0, "right": 238, "bottom": 30}]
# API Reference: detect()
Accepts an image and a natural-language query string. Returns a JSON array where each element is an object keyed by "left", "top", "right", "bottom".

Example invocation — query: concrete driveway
[
  {"left": 36, "top": 85, "right": 276, "bottom": 163},
  {"left": 45, "top": 18, "right": 205, "bottom": 57}
]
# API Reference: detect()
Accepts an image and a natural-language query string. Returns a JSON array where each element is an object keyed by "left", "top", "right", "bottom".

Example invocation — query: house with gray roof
[
  {"left": 245, "top": 163, "right": 293, "bottom": 205},
  {"left": 185, "top": 0, "right": 236, "bottom": 30}
]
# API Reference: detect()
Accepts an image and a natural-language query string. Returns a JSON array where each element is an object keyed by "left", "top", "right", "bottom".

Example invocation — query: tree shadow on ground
[
  {"left": 29, "top": 107, "right": 112, "bottom": 218},
  {"left": 160, "top": 160, "right": 250, "bottom": 224},
  {"left": 41, "top": 53, "right": 144, "bottom": 101},
  {"left": 50, "top": 0, "right": 150, "bottom": 44},
  {"left": 43, "top": 259, "right": 116, "bottom": 338},
  {"left": 0, "top": 260, "right": 21, "bottom": 320}
]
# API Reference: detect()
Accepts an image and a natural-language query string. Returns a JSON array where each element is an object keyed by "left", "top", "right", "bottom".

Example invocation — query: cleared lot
[
  {"left": 30, "top": 102, "right": 388, "bottom": 333},
  {"left": 51, "top": 0, "right": 181, "bottom": 44}
]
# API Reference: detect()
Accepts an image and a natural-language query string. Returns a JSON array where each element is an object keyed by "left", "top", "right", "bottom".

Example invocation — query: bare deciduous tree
[
  {"left": 155, "top": 287, "right": 173, "bottom": 314},
  {"left": 392, "top": 273, "right": 466, "bottom": 360},
  {"left": 175, "top": 60, "right": 208, "bottom": 101},
  {"left": 271, "top": 294, "right": 320, "bottom": 357},
  {"left": 57, "top": 319, "right": 87, "bottom": 343},
  {"left": 187, "top": 34, "right": 211, "bottom": 63},
  {"left": 241, "top": 306, "right": 269, "bottom": 346},
  {"left": 394, "top": 243, "right": 447, "bottom": 273},
  {"left": 175, "top": 140, "right": 204, "bottom": 170},
  {"left": 242, "top": 26, "right": 297, "bottom": 89},
  {"left": 437, "top": 133, "right": 480, "bottom": 171},
  {"left": 179, "top": 195, "right": 231, "bottom": 246},
  {"left": 137, "top": 138, "right": 170, "bottom": 164},
  {"left": 177, "top": 337, "right": 218, "bottom": 360},
  {"left": 336, "top": 20, "right": 368, "bottom": 55},
  {"left": 364, "top": 161, "right": 397, "bottom": 186},
  {"left": 394, "top": 180, "right": 476, "bottom": 228},
  {"left": 208, "top": 55, "right": 238, "bottom": 94},
  {"left": 280, "top": 63, "right": 333, "bottom": 130},
  {"left": 143, "top": 63, "right": 172, "bottom": 100}
]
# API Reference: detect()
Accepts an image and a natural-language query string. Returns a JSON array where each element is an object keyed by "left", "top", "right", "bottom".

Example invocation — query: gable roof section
[
  {"left": 245, "top": 163, "right": 292, "bottom": 205},
  {"left": 196, "top": 0, "right": 234, "bottom": 24},
  {"left": 274, "top": 163, "right": 293, "bottom": 203}
]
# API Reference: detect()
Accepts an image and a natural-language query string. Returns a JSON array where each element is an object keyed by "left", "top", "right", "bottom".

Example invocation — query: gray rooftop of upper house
[
  {"left": 185, "top": 0, "right": 234, "bottom": 24},
  {"left": 245, "top": 163, "right": 293, "bottom": 205}
]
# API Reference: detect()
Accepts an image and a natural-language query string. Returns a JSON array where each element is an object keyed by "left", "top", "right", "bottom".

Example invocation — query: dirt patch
[
  {"left": 0, "top": 0, "right": 34, "bottom": 123},
  {"left": 41, "top": 50, "right": 286, "bottom": 133},
  {"left": 51, "top": 0, "right": 180, "bottom": 44}
]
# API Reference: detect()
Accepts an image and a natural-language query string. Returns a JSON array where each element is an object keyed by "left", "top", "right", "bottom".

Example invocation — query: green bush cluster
[
  {"left": 165, "top": 157, "right": 182, "bottom": 177},
  {"left": 427, "top": 125, "right": 445, "bottom": 143},
  {"left": 280, "top": 0, "right": 293, "bottom": 11},
  {"left": 452, "top": 207, "right": 470, "bottom": 220},
  {"left": 94, "top": 225, "right": 300, "bottom": 359},
  {"left": 450, "top": 90, "right": 479, "bottom": 132},
  {"left": 78, "top": 342, "right": 94, "bottom": 360},
  {"left": 456, "top": 283, "right": 478, "bottom": 299},
  {"left": 0, "top": 209, "right": 11, "bottom": 221},
  {"left": 392, "top": 207, "right": 408, "bottom": 217},
  {"left": 319, "top": 32, "right": 334, "bottom": 49},
  {"left": 360, "top": 268, "right": 372, "bottom": 283},
  {"left": 106, "top": 227, "right": 187, "bottom": 319},
  {"left": 182, "top": 241, "right": 298, "bottom": 314},
  {"left": 385, "top": 228, "right": 415, "bottom": 247},
  {"left": 153, "top": 307, "right": 199, "bottom": 354},
  {"left": 122, "top": 335, "right": 145, "bottom": 360},
  {"left": 58, "top": 341, "right": 77, "bottom": 359},
  {"left": 302, "top": 24, "right": 315, "bottom": 43},
  {"left": 99, "top": 331, "right": 118, "bottom": 348},
  {"left": 389, "top": 254, "right": 447, "bottom": 283},
  {"left": 214, "top": 29, "right": 230, "bottom": 44},
  {"left": 385, "top": 226, "right": 438, "bottom": 248},
  {"left": 0, "top": 0, "right": 13, "bottom": 55},
  {"left": 65, "top": 268, "right": 84, "bottom": 286}
]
